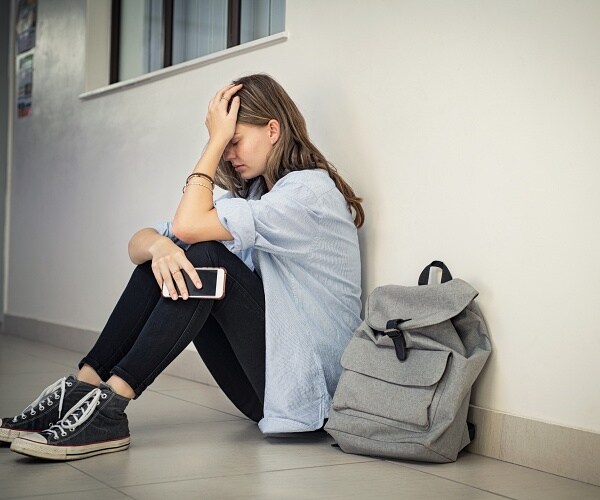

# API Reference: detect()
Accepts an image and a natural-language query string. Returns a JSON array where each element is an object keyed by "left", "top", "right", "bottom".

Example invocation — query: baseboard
[
  {"left": 467, "top": 405, "right": 600, "bottom": 486},
  {"left": 1, "top": 314, "right": 218, "bottom": 387}
]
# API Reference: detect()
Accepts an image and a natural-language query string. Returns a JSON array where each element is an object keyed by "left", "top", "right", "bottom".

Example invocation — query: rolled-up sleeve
[
  {"left": 214, "top": 179, "right": 319, "bottom": 258},
  {"left": 214, "top": 197, "right": 257, "bottom": 254},
  {"left": 152, "top": 220, "right": 172, "bottom": 239}
]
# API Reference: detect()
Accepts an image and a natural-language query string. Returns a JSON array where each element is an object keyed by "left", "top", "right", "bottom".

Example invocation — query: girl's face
[{"left": 223, "top": 121, "right": 278, "bottom": 188}]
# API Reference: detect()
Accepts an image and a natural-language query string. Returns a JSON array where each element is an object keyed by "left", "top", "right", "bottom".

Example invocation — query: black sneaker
[
  {"left": 0, "top": 375, "right": 98, "bottom": 443},
  {"left": 10, "top": 384, "right": 130, "bottom": 461}
]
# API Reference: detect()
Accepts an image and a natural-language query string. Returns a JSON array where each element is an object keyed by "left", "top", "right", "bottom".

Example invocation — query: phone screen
[{"left": 178, "top": 269, "right": 218, "bottom": 297}]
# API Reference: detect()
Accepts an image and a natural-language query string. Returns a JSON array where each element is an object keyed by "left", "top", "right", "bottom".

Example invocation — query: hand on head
[{"left": 205, "top": 83, "right": 243, "bottom": 145}]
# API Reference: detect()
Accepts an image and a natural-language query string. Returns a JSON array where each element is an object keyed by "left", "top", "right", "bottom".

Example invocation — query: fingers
[
  {"left": 208, "top": 84, "right": 232, "bottom": 108},
  {"left": 150, "top": 238, "right": 201, "bottom": 301},
  {"left": 151, "top": 252, "right": 203, "bottom": 301},
  {"left": 227, "top": 93, "right": 241, "bottom": 117},
  {"left": 206, "top": 83, "right": 243, "bottom": 143},
  {"left": 151, "top": 266, "right": 165, "bottom": 292},
  {"left": 157, "top": 260, "right": 182, "bottom": 300},
  {"left": 152, "top": 259, "right": 187, "bottom": 301},
  {"left": 170, "top": 268, "right": 189, "bottom": 300},
  {"left": 209, "top": 83, "right": 243, "bottom": 109},
  {"left": 180, "top": 260, "right": 202, "bottom": 290},
  {"left": 219, "top": 83, "right": 243, "bottom": 103}
]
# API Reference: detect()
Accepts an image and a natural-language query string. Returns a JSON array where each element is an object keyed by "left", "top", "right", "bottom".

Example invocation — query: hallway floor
[{"left": 1, "top": 334, "right": 598, "bottom": 500}]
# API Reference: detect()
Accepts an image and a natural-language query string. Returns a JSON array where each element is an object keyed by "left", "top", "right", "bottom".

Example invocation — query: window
[{"left": 110, "top": 0, "right": 285, "bottom": 83}]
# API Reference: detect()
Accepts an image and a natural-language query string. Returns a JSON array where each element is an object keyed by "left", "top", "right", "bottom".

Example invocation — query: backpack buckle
[{"left": 384, "top": 319, "right": 410, "bottom": 362}]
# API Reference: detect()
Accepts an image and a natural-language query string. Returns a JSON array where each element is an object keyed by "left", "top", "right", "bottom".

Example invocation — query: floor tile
[
  {"left": 147, "top": 372, "right": 212, "bottom": 391},
  {"left": 70, "top": 420, "right": 376, "bottom": 488},
  {"left": 0, "top": 335, "right": 82, "bottom": 369},
  {"left": 397, "top": 452, "right": 600, "bottom": 500},
  {"left": 154, "top": 384, "right": 248, "bottom": 419},
  {"left": 126, "top": 390, "right": 242, "bottom": 431},
  {"left": 10, "top": 488, "right": 130, "bottom": 500},
  {"left": 0, "top": 450, "right": 107, "bottom": 499},
  {"left": 0, "top": 351, "right": 74, "bottom": 376},
  {"left": 120, "top": 460, "right": 507, "bottom": 500}
]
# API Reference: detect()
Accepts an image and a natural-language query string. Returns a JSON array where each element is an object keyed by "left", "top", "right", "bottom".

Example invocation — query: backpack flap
[{"left": 365, "top": 279, "right": 478, "bottom": 333}]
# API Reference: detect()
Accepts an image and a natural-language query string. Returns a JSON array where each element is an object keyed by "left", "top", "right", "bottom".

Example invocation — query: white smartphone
[{"left": 162, "top": 267, "right": 226, "bottom": 300}]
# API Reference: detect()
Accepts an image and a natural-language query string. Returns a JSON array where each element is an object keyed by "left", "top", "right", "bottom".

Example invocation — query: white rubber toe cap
[{"left": 15, "top": 432, "right": 48, "bottom": 444}]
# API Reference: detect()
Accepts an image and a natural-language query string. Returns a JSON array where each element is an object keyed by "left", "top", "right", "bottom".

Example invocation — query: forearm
[
  {"left": 172, "top": 84, "right": 240, "bottom": 242},
  {"left": 128, "top": 228, "right": 169, "bottom": 265},
  {"left": 172, "top": 138, "right": 227, "bottom": 238}
]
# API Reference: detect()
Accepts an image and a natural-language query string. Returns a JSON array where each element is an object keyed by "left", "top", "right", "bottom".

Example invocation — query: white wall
[{"left": 6, "top": 0, "right": 600, "bottom": 434}]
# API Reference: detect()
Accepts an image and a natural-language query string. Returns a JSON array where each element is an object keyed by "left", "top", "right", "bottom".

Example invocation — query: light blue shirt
[{"left": 155, "top": 170, "right": 362, "bottom": 433}]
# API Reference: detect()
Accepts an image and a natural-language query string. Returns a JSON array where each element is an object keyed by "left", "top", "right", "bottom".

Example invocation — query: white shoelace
[
  {"left": 13, "top": 377, "right": 73, "bottom": 423},
  {"left": 44, "top": 388, "right": 106, "bottom": 441}
]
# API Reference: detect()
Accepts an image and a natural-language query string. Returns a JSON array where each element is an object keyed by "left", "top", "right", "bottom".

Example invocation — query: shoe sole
[
  {"left": 10, "top": 436, "right": 131, "bottom": 461},
  {"left": 0, "top": 427, "right": 32, "bottom": 443}
]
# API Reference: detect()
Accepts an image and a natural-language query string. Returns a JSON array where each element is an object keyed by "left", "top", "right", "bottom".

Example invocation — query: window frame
[{"left": 109, "top": 0, "right": 243, "bottom": 84}]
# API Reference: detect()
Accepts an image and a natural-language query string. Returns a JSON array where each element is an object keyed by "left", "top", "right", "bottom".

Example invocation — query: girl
[{"left": 1, "top": 74, "right": 364, "bottom": 461}]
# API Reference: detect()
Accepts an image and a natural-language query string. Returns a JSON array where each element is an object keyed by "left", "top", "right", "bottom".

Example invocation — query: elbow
[
  {"left": 171, "top": 218, "right": 198, "bottom": 244},
  {"left": 127, "top": 228, "right": 154, "bottom": 265},
  {"left": 127, "top": 238, "right": 145, "bottom": 266},
  {"left": 127, "top": 238, "right": 136, "bottom": 262}
]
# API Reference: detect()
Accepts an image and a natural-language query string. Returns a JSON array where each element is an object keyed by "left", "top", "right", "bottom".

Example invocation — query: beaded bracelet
[
  {"left": 182, "top": 181, "right": 213, "bottom": 194},
  {"left": 186, "top": 172, "right": 214, "bottom": 186}
]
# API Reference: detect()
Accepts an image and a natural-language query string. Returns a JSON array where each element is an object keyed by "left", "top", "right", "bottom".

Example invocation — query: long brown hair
[{"left": 214, "top": 74, "right": 365, "bottom": 228}]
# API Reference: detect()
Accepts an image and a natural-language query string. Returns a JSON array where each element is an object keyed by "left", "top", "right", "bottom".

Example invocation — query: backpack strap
[
  {"left": 418, "top": 261, "right": 453, "bottom": 286},
  {"left": 384, "top": 319, "right": 410, "bottom": 361}
]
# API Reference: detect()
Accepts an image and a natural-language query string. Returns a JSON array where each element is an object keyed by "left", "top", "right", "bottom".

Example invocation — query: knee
[
  {"left": 184, "top": 241, "right": 227, "bottom": 267},
  {"left": 132, "top": 260, "right": 154, "bottom": 280}
]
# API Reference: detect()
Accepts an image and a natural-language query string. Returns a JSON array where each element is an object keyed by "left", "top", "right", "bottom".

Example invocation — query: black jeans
[{"left": 80, "top": 241, "right": 266, "bottom": 422}]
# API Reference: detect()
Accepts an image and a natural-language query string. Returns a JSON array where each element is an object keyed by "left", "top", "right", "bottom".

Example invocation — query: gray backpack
[{"left": 325, "top": 261, "right": 491, "bottom": 463}]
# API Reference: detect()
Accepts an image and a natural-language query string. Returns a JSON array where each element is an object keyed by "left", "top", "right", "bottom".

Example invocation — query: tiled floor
[{"left": 1, "top": 334, "right": 599, "bottom": 500}]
